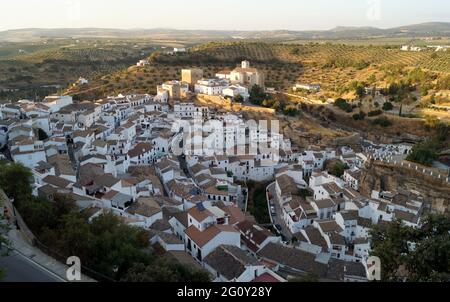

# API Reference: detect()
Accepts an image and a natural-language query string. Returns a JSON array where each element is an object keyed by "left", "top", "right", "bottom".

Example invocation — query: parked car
[
  {"left": 270, "top": 206, "right": 276, "bottom": 216},
  {"left": 275, "top": 224, "right": 283, "bottom": 232}
]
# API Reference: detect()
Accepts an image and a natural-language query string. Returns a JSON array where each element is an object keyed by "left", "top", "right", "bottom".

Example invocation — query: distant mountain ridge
[{"left": 0, "top": 22, "right": 449, "bottom": 42}]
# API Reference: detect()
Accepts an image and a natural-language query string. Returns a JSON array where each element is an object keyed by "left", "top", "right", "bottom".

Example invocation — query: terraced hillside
[
  {"left": 67, "top": 42, "right": 450, "bottom": 100},
  {"left": 0, "top": 39, "right": 159, "bottom": 100}
]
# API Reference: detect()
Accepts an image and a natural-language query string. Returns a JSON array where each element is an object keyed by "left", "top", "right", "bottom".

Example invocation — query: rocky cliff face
[
  {"left": 300, "top": 103, "right": 428, "bottom": 144},
  {"left": 360, "top": 161, "right": 450, "bottom": 213}
]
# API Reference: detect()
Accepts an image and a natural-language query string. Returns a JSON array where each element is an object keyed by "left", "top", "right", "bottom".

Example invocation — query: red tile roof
[{"left": 252, "top": 272, "right": 281, "bottom": 283}]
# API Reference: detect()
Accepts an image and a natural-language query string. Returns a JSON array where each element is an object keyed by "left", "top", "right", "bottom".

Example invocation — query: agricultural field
[
  {"left": 67, "top": 42, "right": 450, "bottom": 130},
  {"left": 0, "top": 39, "right": 167, "bottom": 100},
  {"left": 68, "top": 42, "right": 450, "bottom": 98}
]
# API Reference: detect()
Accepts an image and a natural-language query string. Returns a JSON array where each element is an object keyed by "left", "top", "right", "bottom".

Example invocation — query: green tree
[
  {"left": 334, "top": 98, "right": 353, "bottom": 113},
  {"left": 121, "top": 259, "right": 211, "bottom": 282},
  {"left": 0, "top": 162, "right": 33, "bottom": 206},
  {"left": 352, "top": 111, "right": 366, "bottom": 121},
  {"left": 283, "top": 105, "right": 299, "bottom": 116},
  {"left": 328, "top": 162, "right": 349, "bottom": 178},
  {"left": 382, "top": 102, "right": 394, "bottom": 111},
  {"left": 17, "top": 197, "right": 58, "bottom": 235},
  {"left": 407, "top": 143, "right": 438, "bottom": 166},
  {"left": 370, "top": 214, "right": 450, "bottom": 282},
  {"left": 249, "top": 85, "right": 268, "bottom": 106},
  {"left": 355, "top": 84, "right": 365, "bottom": 98},
  {"left": 372, "top": 117, "right": 392, "bottom": 127},
  {"left": 37, "top": 128, "right": 48, "bottom": 141},
  {"left": 407, "top": 123, "right": 448, "bottom": 166}
]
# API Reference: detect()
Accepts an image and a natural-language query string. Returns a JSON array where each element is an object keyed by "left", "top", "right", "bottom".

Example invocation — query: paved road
[
  {"left": 266, "top": 183, "right": 293, "bottom": 241},
  {"left": 0, "top": 248, "right": 65, "bottom": 282}
]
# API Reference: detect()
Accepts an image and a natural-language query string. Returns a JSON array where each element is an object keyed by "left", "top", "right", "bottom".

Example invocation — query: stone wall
[{"left": 360, "top": 161, "right": 450, "bottom": 214}]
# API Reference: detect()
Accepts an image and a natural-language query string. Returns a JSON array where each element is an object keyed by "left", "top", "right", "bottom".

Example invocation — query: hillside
[
  {"left": 67, "top": 42, "right": 450, "bottom": 100},
  {"left": 0, "top": 39, "right": 161, "bottom": 100},
  {"left": 361, "top": 160, "right": 450, "bottom": 213},
  {"left": 1, "top": 22, "right": 449, "bottom": 42}
]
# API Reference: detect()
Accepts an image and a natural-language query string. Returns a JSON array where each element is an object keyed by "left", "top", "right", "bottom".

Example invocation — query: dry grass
[{"left": 68, "top": 42, "right": 450, "bottom": 100}]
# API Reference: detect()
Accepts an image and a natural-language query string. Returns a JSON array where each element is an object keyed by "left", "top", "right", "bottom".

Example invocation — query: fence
[
  {"left": 1, "top": 189, "right": 36, "bottom": 245},
  {"left": 33, "top": 239, "right": 114, "bottom": 282},
  {"left": 0, "top": 188, "right": 114, "bottom": 282},
  {"left": 367, "top": 155, "right": 450, "bottom": 184}
]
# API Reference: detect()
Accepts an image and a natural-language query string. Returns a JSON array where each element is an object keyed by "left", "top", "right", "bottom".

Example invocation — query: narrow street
[
  {"left": 0, "top": 247, "right": 65, "bottom": 282},
  {"left": 266, "top": 182, "right": 293, "bottom": 241}
]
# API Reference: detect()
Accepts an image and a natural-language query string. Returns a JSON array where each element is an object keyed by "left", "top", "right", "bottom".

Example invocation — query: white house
[
  {"left": 173, "top": 102, "right": 209, "bottom": 119},
  {"left": 149, "top": 231, "right": 185, "bottom": 252},
  {"left": 169, "top": 211, "right": 189, "bottom": 242},
  {"left": 42, "top": 95, "right": 73, "bottom": 113},
  {"left": 203, "top": 245, "right": 265, "bottom": 282},
  {"left": 128, "top": 142, "right": 155, "bottom": 166},
  {"left": 293, "top": 83, "right": 321, "bottom": 92},
  {"left": 195, "top": 78, "right": 230, "bottom": 96},
  {"left": 124, "top": 197, "right": 163, "bottom": 228},
  {"left": 222, "top": 84, "right": 250, "bottom": 100},
  {"left": 11, "top": 140, "right": 47, "bottom": 169},
  {"left": 236, "top": 220, "right": 281, "bottom": 254},
  {"left": 229, "top": 61, "right": 264, "bottom": 88},
  {"left": 185, "top": 223, "right": 240, "bottom": 262},
  {"left": 343, "top": 168, "right": 361, "bottom": 191}
]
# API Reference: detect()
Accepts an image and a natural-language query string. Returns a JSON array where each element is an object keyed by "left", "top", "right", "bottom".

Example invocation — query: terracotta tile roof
[
  {"left": 313, "top": 198, "right": 336, "bottom": 209},
  {"left": 204, "top": 245, "right": 261, "bottom": 280},
  {"left": 102, "top": 190, "right": 119, "bottom": 200},
  {"left": 125, "top": 199, "right": 161, "bottom": 218},
  {"left": 303, "top": 226, "right": 329, "bottom": 251},
  {"left": 128, "top": 142, "right": 153, "bottom": 158},
  {"left": 42, "top": 175, "right": 72, "bottom": 188},
  {"left": 258, "top": 243, "right": 328, "bottom": 277},
  {"left": 252, "top": 272, "right": 281, "bottom": 283},
  {"left": 317, "top": 220, "right": 344, "bottom": 233},
  {"left": 236, "top": 220, "right": 275, "bottom": 252},
  {"left": 219, "top": 205, "right": 246, "bottom": 225},
  {"left": 188, "top": 206, "right": 213, "bottom": 222},
  {"left": 185, "top": 224, "right": 238, "bottom": 248},
  {"left": 171, "top": 211, "right": 189, "bottom": 228}
]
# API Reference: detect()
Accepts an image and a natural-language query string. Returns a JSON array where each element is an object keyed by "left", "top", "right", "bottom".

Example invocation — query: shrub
[
  {"left": 407, "top": 145, "right": 438, "bottom": 166},
  {"left": 368, "top": 110, "right": 383, "bottom": 117},
  {"left": 328, "top": 162, "right": 349, "bottom": 178},
  {"left": 383, "top": 102, "right": 394, "bottom": 111},
  {"left": 283, "top": 105, "right": 299, "bottom": 116},
  {"left": 334, "top": 98, "right": 353, "bottom": 113},
  {"left": 353, "top": 111, "right": 366, "bottom": 120},
  {"left": 372, "top": 117, "right": 392, "bottom": 127}
]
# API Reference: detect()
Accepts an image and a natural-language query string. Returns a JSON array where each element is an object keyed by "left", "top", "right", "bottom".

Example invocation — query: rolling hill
[
  {"left": 1, "top": 22, "right": 450, "bottom": 42},
  {"left": 66, "top": 41, "right": 450, "bottom": 100}
]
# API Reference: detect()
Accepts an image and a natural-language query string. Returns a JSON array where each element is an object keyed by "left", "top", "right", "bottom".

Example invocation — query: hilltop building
[
  {"left": 182, "top": 69, "right": 204, "bottom": 91},
  {"left": 230, "top": 61, "right": 265, "bottom": 89}
]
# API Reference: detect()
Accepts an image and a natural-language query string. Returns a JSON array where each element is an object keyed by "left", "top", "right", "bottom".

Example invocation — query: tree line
[{"left": 0, "top": 161, "right": 210, "bottom": 282}]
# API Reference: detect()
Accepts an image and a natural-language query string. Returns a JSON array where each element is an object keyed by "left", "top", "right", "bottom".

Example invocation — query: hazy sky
[{"left": 1, "top": 0, "right": 449, "bottom": 31}]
